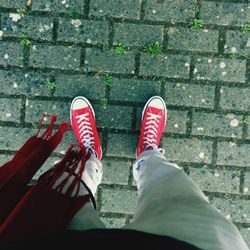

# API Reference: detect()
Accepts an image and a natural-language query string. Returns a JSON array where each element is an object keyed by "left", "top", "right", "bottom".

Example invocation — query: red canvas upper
[
  {"left": 71, "top": 106, "right": 102, "bottom": 160},
  {"left": 136, "top": 99, "right": 167, "bottom": 157}
]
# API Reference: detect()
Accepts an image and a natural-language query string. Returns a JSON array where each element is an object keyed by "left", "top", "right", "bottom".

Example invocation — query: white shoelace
[
  {"left": 143, "top": 112, "right": 165, "bottom": 154},
  {"left": 76, "top": 113, "right": 95, "bottom": 149}
]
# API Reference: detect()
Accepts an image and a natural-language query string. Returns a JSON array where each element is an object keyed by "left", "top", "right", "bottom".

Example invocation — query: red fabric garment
[{"left": 0, "top": 115, "right": 92, "bottom": 247}]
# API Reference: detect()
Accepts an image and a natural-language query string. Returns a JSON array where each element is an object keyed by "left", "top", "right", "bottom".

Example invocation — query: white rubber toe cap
[{"left": 148, "top": 96, "right": 165, "bottom": 109}]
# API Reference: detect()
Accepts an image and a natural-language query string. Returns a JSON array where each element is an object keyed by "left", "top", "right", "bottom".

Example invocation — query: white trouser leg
[
  {"left": 51, "top": 155, "right": 105, "bottom": 230},
  {"left": 122, "top": 150, "right": 249, "bottom": 250}
]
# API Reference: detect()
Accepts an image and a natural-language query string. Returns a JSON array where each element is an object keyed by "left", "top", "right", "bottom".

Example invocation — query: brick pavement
[{"left": 0, "top": 0, "right": 249, "bottom": 246}]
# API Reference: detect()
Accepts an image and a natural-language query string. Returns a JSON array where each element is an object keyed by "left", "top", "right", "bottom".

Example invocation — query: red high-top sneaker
[
  {"left": 136, "top": 96, "right": 167, "bottom": 157},
  {"left": 70, "top": 96, "right": 102, "bottom": 160}
]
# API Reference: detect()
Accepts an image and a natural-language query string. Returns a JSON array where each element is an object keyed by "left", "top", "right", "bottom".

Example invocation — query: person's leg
[
  {"left": 66, "top": 96, "right": 105, "bottom": 230},
  {"left": 122, "top": 96, "right": 249, "bottom": 250},
  {"left": 66, "top": 154, "right": 105, "bottom": 230}
]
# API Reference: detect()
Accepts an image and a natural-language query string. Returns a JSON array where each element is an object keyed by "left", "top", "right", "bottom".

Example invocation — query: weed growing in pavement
[
  {"left": 17, "top": 7, "right": 25, "bottom": 17},
  {"left": 190, "top": 19, "right": 203, "bottom": 30},
  {"left": 20, "top": 34, "right": 31, "bottom": 46},
  {"left": 230, "top": 53, "right": 238, "bottom": 60},
  {"left": 114, "top": 43, "right": 128, "bottom": 55},
  {"left": 193, "top": 6, "right": 199, "bottom": 14},
  {"left": 104, "top": 74, "right": 113, "bottom": 86},
  {"left": 32, "top": 122, "right": 39, "bottom": 129},
  {"left": 100, "top": 97, "right": 108, "bottom": 107},
  {"left": 47, "top": 81, "right": 56, "bottom": 90},
  {"left": 241, "top": 24, "right": 249, "bottom": 33},
  {"left": 241, "top": 116, "right": 248, "bottom": 126},
  {"left": 101, "top": 43, "right": 109, "bottom": 51},
  {"left": 143, "top": 43, "right": 161, "bottom": 56}
]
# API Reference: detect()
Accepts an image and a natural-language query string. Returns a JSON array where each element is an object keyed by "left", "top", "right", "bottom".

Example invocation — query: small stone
[
  {"left": 71, "top": 19, "right": 81, "bottom": 28},
  {"left": 9, "top": 13, "right": 21, "bottom": 22},
  {"left": 243, "top": 187, "right": 249, "bottom": 193},
  {"left": 230, "top": 118, "right": 239, "bottom": 127},
  {"left": 231, "top": 47, "right": 237, "bottom": 53},
  {"left": 214, "top": 172, "right": 220, "bottom": 177},
  {"left": 220, "top": 62, "right": 226, "bottom": 69},
  {"left": 199, "top": 152, "right": 205, "bottom": 159}
]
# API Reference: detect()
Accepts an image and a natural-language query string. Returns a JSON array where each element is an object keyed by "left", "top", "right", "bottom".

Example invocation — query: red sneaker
[
  {"left": 70, "top": 96, "right": 102, "bottom": 160},
  {"left": 136, "top": 96, "right": 167, "bottom": 157}
]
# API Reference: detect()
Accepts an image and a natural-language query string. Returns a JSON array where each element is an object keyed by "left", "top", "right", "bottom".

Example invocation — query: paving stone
[
  {"left": 100, "top": 216, "right": 126, "bottom": 228},
  {"left": 89, "top": 0, "right": 141, "bottom": 19},
  {"left": 189, "top": 167, "right": 240, "bottom": 194},
  {"left": 25, "top": 99, "right": 71, "bottom": 124},
  {"left": 225, "top": 30, "right": 250, "bottom": 57},
  {"left": 0, "top": 41, "right": 23, "bottom": 67},
  {"left": 0, "top": 0, "right": 26, "bottom": 8},
  {"left": 162, "top": 137, "right": 213, "bottom": 164},
  {"left": 167, "top": 27, "right": 219, "bottom": 53},
  {"left": 29, "top": 44, "right": 81, "bottom": 70},
  {"left": 113, "top": 23, "right": 164, "bottom": 47},
  {"left": 57, "top": 18, "right": 109, "bottom": 44},
  {"left": 109, "top": 78, "right": 161, "bottom": 102},
  {"left": 193, "top": 57, "right": 246, "bottom": 83},
  {"left": 217, "top": 142, "right": 250, "bottom": 167},
  {"left": 100, "top": 187, "right": 137, "bottom": 214},
  {"left": 165, "top": 110, "right": 187, "bottom": 134},
  {"left": 144, "top": 0, "right": 195, "bottom": 23},
  {"left": 243, "top": 171, "right": 250, "bottom": 195},
  {"left": 239, "top": 227, "right": 250, "bottom": 248},
  {"left": 211, "top": 197, "right": 250, "bottom": 223},
  {"left": 220, "top": 86, "right": 250, "bottom": 111},
  {"left": 192, "top": 112, "right": 243, "bottom": 138},
  {"left": 0, "top": 69, "right": 50, "bottom": 96},
  {"left": 54, "top": 73, "right": 105, "bottom": 99},
  {"left": 93, "top": 104, "right": 133, "bottom": 130},
  {"left": 54, "top": 129, "right": 78, "bottom": 154},
  {"left": 136, "top": 108, "right": 187, "bottom": 134},
  {"left": 106, "top": 133, "right": 138, "bottom": 158},
  {"left": 0, "top": 154, "right": 14, "bottom": 167},
  {"left": 0, "top": 127, "right": 35, "bottom": 151},
  {"left": 0, "top": 98, "right": 22, "bottom": 122},
  {"left": 140, "top": 53, "right": 190, "bottom": 79},
  {"left": 1, "top": 14, "right": 53, "bottom": 40},
  {"left": 101, "top": 158, "right": 132, "bottom": 185},
  {"left": 164, "top": 82, "right": 215, "bottom": 108},
  {"left": 200, "top": 2, "right": 250, "bottom": 26},
  {"left": 85, "top": 48, "right": 135, "bottom": 74},
  {"left": 32, "top": 0, "right": 84, "bottom": 14}
]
